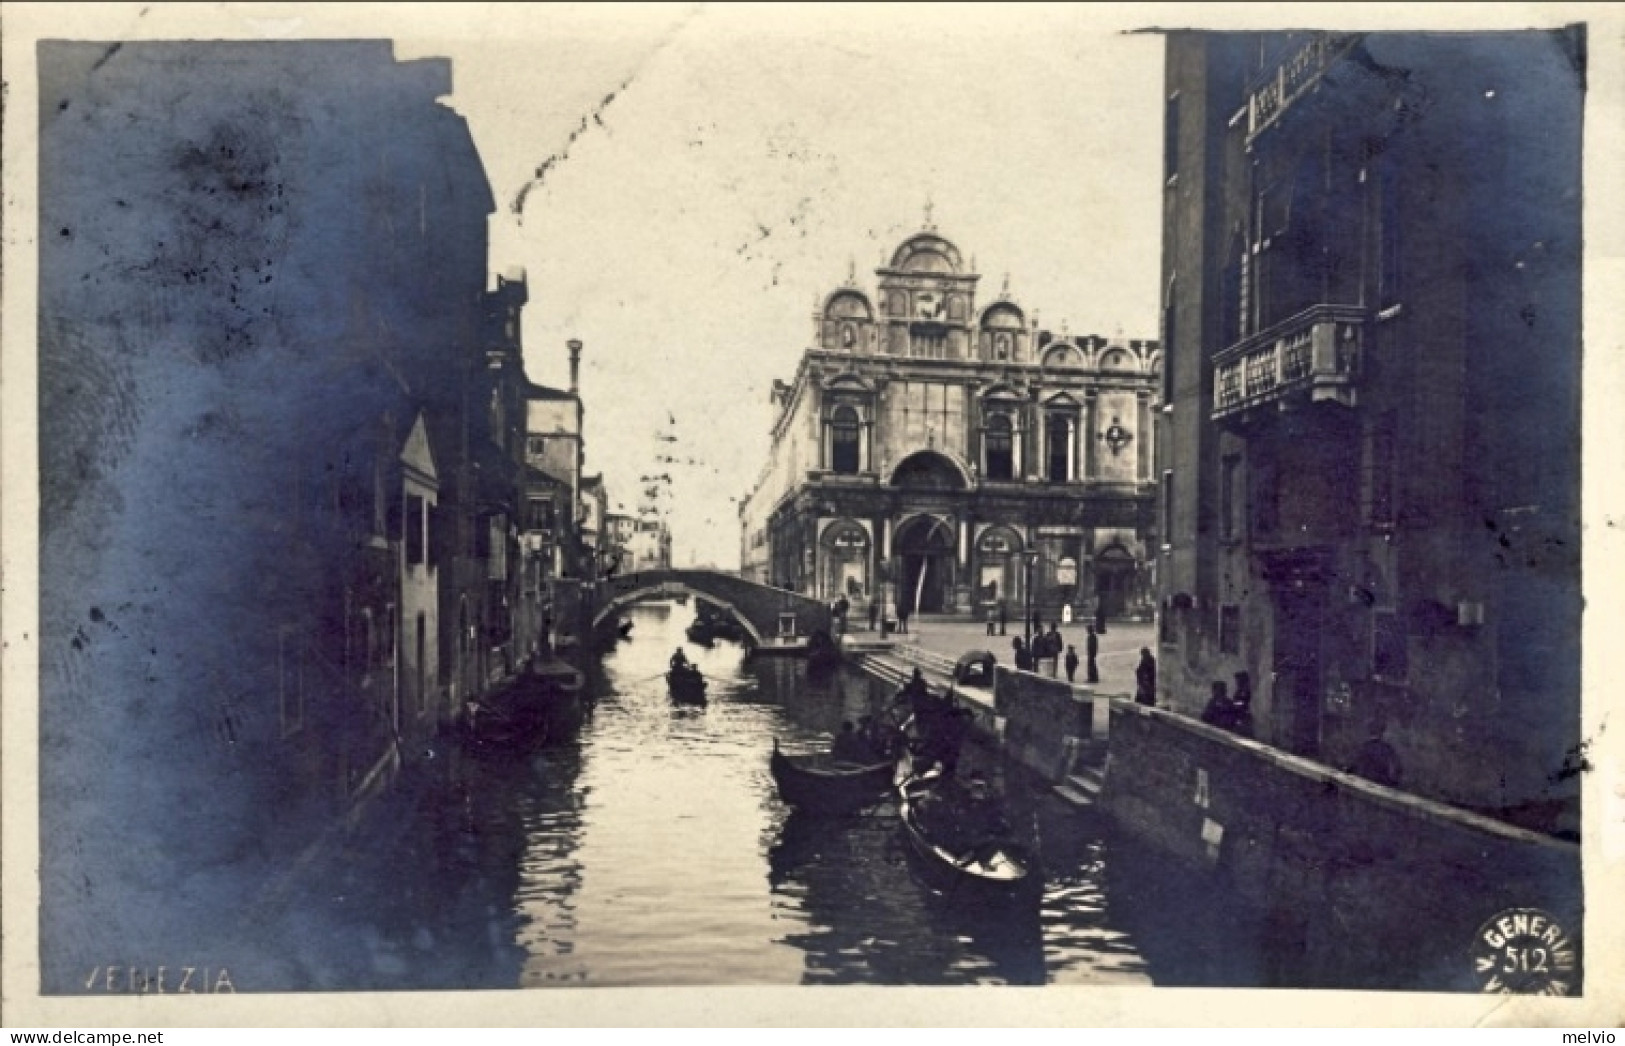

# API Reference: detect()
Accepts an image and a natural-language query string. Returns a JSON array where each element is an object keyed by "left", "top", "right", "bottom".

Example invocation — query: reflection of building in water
[{"left": 739, "top": 221, "right": 1160, "bottom": 623}]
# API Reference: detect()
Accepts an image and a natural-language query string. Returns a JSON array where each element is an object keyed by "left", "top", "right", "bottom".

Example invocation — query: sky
[
  {"left": 21, "top": 4, "right": 1608, "bottom": 570},
  {"left": 393, "top": 5, "right": 1169, "bottom": 569}
]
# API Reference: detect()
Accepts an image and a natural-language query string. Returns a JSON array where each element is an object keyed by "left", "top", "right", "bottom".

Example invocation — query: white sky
[
  {"left": 23, "top": 4, "right": 1612, "bottom": 572},
  {"left": 398, "top": 5, "right": 1168, "bottom": 569}
]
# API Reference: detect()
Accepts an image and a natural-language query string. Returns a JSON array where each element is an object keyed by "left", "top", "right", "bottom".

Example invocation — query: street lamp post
[{"left": 1022, "top": 549, "right": 1041, "bottom": 649}]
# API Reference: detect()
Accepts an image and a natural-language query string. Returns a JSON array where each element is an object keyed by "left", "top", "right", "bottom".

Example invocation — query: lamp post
[{"left": 1022, "top": 548, "right": 1042, "bottom": 648}]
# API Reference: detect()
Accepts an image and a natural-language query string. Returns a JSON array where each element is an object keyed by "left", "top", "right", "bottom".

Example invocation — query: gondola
[
  {"left": 667, "top": 661, "right": 708, "bottom": 703},
  {"left": 769, "top": 739, "right": 895, "bottom": 815},
  {"left": 897, "top": 773, "right": 1042, "bottom": 905},
  {"left": 459, "top": 657, "right": 585, "bottom": 758}
]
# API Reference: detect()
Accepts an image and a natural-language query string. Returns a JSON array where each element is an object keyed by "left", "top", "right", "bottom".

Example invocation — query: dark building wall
[
  {"left": 38, "top": 41, "right": 494, "bottom": 986},
  {"left": 1155, "top": 30, "right": 1583, "bottom": 834}
]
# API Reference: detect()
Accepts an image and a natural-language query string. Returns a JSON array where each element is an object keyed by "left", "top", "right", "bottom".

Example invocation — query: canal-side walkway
[{"left": 841, "top": 615, "right": 1155, "bottom": 806}]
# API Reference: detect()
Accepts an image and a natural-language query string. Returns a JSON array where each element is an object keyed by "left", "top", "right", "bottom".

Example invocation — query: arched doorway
[
  {"left": 820, "top": 519, "right": 871, "bottom": 602},
  {"left": 1095, "top": 544, "right": 1136, "bottom": 620},
  {"left": 975, "top": 526, "right": 1023, "bottom": 609},
  {"left": 894, "top": 515, "right": 955, "bottom": 616}
]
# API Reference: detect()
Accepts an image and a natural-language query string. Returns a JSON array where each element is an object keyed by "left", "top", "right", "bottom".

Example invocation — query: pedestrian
[
  {"left": 1134, "top": 648, "right": 1157, "bottom": 706},
  {"left": 1349, "top": 720, "right": 1402, "bottom": 788},
  {"left": 833, "top": 595, "right": 850, "bottom": 636},
  {"left": 1031, "top": 608, "right": 1043, "bottom": 638},
  {"left": 898, "top": 606, "right": 910, "bottom": 635},
  {"left": 1086, "top": 624, "right": 1100, "bottom": 684},
  {"left": 997, "top": 600, "right": 1008, "bottom": 636},
  {"left": 1201, "top": 680, "right": 1234, "bottom": 731},
  {"left": 1064, "top": 644, "right": 1079, "bottom": 683},
  {"left": 1014, "top": 637, "right": 1033, "bottom": 673},
  {"left": 986, "top": 605, "right": 997, "bottom": 637},
  {"left": 868, "top": 600, "right": 878, "bottom": 632}
]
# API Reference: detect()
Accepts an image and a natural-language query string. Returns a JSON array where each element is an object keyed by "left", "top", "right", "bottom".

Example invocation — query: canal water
[{"left": 279, "top": 601, "right": 1254, "bottom": 991}]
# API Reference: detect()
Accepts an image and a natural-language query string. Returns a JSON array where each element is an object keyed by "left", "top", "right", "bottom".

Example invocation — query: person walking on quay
[
  {"left": 833, "top": 595, "right": 850, "bottom": 637},
  {"left": 997, "top": 600, "right": 1008, "bottom": 636},
  {"left": 1042, "top": 623, "right": 1063, "bottom": 677},
  {"left": 1030, "top": 608, "right": 1043, "bottom": 639},
  {"left": 1014, "top": 637, "right": 1033, "bottom": 673},
  {"left": 1064, "top": 644, "right": 1079, "bottom": 683},
  {"left": 986, "top": 605, "right": 998, "bottom": 637},
  {"left": 1350, "top": 719, "right": 1402, "bottom": 788},
  {"left": 1201, "top": 680, "right": 1235, "bottom": 731},
  {"left": 1135, "top": 647, "right": 1157, "bottom": 706},
  {"left": 1086, "top": 624, "right": 1100, "bottom": 684},
  {"left": 867, "top": 600, "right": 878, "bottom": 632}
]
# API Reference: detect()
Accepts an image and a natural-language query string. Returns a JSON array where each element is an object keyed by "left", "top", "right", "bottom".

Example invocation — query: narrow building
[{"left": 1157, "top": 30, "right": 1583, "bottom": 834}]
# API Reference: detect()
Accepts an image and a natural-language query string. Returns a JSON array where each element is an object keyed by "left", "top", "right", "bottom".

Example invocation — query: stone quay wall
[{"left": 1100, "top": 699, "right": 1583, "bottom": 991}]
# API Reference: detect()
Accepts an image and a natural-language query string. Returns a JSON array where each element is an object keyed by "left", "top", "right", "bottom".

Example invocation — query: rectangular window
[
  {"left": 488, "top": 514, "right": 508, "bottom": 580},
  {"left": 1252, "top": 459, "right": 1279, "bottom": 535},
  {"left": 1161, "top": 469, "right": 1174, "bottom": 551},
  {"left": 1161, "top": 300, "right": 1176, "bottom": 408},
  {"left": 1379, "top": 163, "right": 1403, "bottom": 308},
  {"left": 405, "top": 494, "right": 425, "bottom": 565},
  {"left": 1373, "top": 610, "right": 1408, "bottom": 681},
  {"left": 527, "top": 435, "right": 547, "bottom": 457},
  {"left": 1220, "top": 455, "right": 1241, "bottom": 541},
  {"left": 1219, "top": 604, "right": 1240, "bottom": 654},
  {"left": 1366, "top": 413, "right": 1397, "bottom": 525},
  {"left": 526, "top": 497, "right": 555, "bottom": 532},
  {"left": 1164, "top": 94, "right": 1180, "bottom": 183}
]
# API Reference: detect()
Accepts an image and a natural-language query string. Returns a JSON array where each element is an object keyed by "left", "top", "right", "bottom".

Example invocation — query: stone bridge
[{"left": 592, "top": 570, "right": 833, "bottom": 650}]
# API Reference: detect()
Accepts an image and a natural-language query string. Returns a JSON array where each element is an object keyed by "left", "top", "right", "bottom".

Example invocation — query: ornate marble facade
[{"left": 740, "top": 226, "right": 1160, "bottom": 623}]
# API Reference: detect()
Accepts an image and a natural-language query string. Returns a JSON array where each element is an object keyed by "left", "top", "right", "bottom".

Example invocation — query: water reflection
[{"left": 290, "top": 600, "right": 1160, "bottom": 988}]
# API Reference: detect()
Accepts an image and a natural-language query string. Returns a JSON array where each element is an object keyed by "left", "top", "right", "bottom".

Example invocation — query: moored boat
[
  {"left": 769, "top": 740, "right": 895, "bottom": 815},
  {"left": 897, "top": 773, "right": 1042, "bottom": 905},
  {"left": 460, "top": 657, "right": 585, "bottom": 758}
]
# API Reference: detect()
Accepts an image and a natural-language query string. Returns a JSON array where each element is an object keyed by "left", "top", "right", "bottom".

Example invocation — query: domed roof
[
  {"left": 888, "top": 232, "right": 964, "bottom": 275},
  {"left": 822, "top": 288, "right": 873, "bottom": 320}
]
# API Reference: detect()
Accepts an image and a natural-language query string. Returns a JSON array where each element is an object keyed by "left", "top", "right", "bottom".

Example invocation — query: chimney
[{"left": 567, "top": 339, "right": 582, "bottom": 393}]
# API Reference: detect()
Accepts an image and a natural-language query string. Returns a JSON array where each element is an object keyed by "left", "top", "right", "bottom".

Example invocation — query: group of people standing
[
  {"left": 1008, "top": 620, "right": 1105, "bottom": 685},
  {"left": 1200, "top": 671, "right": 1255, "bottom": 737}
]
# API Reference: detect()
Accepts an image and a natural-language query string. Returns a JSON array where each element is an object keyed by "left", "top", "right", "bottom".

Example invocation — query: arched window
[
  {"left": 831, "top": 405, "right": 860, "bottom": 474},
  {"left": 984, "top": 413, "right": 1014, "bottom": 480},
  {"left": 1046, "top": 414, "right": 1073, "bottom": 482}
]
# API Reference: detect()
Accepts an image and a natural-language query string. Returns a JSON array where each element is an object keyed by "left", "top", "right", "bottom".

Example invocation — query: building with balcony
[
  {"left": 739, "top": 225, "right": 1160, "bottom": 624},
  {"left": 1157, "top": 29, "right": 1582, "bottom": 834}
]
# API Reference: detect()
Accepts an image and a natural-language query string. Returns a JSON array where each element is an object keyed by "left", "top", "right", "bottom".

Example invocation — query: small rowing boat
[
  {"left": 897, "top": 773, "right": 1042, "bottom": 905},
  {"left": 769, "top": 740, "right": 895, "bottom": 815}
]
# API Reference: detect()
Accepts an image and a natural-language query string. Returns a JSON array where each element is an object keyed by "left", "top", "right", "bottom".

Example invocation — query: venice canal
[{"left": 253, "top": 601, "right": 1281, "bottom": 989}]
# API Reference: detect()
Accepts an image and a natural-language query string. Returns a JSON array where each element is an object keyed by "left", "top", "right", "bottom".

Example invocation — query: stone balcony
[
  {"left": 1245, "top": 33, "right": 1363, "bottom": 144},
  {"left": 1212, "top": 304, "right": 1365, "bottom": 424}
]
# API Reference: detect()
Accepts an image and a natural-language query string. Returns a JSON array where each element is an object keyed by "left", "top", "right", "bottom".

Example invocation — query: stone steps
[{"left": 1053, "top": 765, "right": 1107, "bottom": 808}]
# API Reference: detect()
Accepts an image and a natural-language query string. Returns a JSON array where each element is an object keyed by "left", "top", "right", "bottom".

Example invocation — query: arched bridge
[{"left": 592, "top": 570, "right": 832, "bottom": 650}]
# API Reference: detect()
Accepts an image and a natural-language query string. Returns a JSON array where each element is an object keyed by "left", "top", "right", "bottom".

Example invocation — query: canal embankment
[{"left": 848, "top": 622, "right": 1583, "bottom": 992}]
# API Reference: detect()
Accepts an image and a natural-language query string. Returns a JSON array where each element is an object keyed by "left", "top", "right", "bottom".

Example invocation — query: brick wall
[
  {"left": 992, "top": 667, "right": 1093, "bottom": 779},
  {"left": 1101, "top": 700, "right": 1582, "bottom": 991}
]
